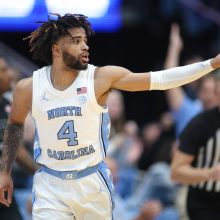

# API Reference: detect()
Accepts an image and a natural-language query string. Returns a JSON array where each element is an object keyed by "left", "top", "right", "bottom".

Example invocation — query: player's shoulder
[
  {"left": 95, "top": 65, "right": 127, "bottom": 72},
  {"left": 94, "top": 65, "right": 131, "bottom": 79},
  {"left": 15, "top": 77, "right": 33, "bottom": 93}
]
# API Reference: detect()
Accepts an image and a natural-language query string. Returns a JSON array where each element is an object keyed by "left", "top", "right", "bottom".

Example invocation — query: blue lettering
[
  {"left": 47, "top": 109, "right": 55, "bottom": 120},
  {"left": 47, "top": 149, "right": 53, "bottom": 158},
  {"left": 47, "top": 106, "right": 82, "bottom": 120},
  {"left": 75, "top": 107, "right": 82, "bottom": 116},
  {"left": 77, "top": 149, "right": 81, "bottom": 157},
  {"left": 71, "top": 150, "right": 78, "bottom": 160},
  {"left": 67, "top": 106, "right": 75, "bottom": 116},
  {"left": 53, "top": 150, "right": 58, "bottom": 159},
  {"left": 47, "top": 147, "right": 94, "bottom": 160},
  {"left": 89, "top": 145, "right": 95, "bottom": 154},
  {"left": 65, "top": 151, "right": 71, "bottom": 159},
  {"left": 57, "top": 151, "right": 65, "bottom": 160},
  {"left": 55, "top": 108, "right": 61, "bottom": 117},
  {"left": 61, "top": 107, "right": 68, "bottom": 116},
  {"left": 81, "top": 147, "right": 88, "bottom": 156}
]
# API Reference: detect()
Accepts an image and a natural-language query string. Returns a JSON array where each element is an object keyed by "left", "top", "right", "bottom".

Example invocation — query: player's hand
[
  {"left": 169, "top": 23, "right": 184, "bottom": 52},
  {"left": 210, "top": 53, "right": 220, "bottom": 69},
  {"left": 208, "top": 163, "right": 220, "bottom": 181},
  {"left": 0, "top": 172, "right": 13, "bottom": 207},
  {"left": 139, "top": 200, "right": 163, "bottom": 220}
]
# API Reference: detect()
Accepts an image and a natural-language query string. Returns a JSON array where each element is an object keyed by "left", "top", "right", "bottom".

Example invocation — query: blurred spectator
[
  {"left": 138, "top": 114, "right": 175, "bottom": 171},
  {"left": 0, "top": 55, "right": 23, "bottom": 220},
  {"left": 0, "top": 56, "right": 39, "bottom": 220},
  {"left": 113, "top": 120, "right": 142, "bottom": 169},
  {"left": 107, "top": 90, "right": 126, "bottom": 155},
  {"left": 3, "top": 66, "right": 22, "bottom": 104},
  {"left": 105, "top": 157, "right": 180, "bottom": 220},
  {"left": 112, "top": 120, "right": 143, "bottom": 198},
  {"left": 164, "top": 23, "right": 217, "bottom": 138},
  {"left": 159, "top": 112, "right": 174, "bottom": 132}
]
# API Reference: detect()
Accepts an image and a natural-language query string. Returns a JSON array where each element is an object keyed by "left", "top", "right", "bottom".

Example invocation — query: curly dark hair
[{"left": 23, "top": 13, "right": 95, "bottom": 65}]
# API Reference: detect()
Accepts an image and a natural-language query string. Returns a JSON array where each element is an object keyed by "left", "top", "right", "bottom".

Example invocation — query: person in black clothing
[
  {"left": 171, "top": 71, "right": 220, "bottom": 220},
  {"left": 0, "top": 56, "right": 40, "bottom": 219}
]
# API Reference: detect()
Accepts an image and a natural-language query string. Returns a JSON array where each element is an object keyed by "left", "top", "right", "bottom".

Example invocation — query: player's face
[
  {"left": 61, "top": 27, "right": 89, "bottom": 70},
  {"left": 0, "top": 58, "right": 12, "bottom": 94},
  {"left": 198, "top": 77, "right": 217, "bottom": 110}
]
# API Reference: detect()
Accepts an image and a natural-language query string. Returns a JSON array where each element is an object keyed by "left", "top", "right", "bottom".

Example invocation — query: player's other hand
[
  {"left": 209, "top": 163, "right": 220, "bottom": 181},
  {"left": 0, "top": 172, "right": 13, "bottom": 207},
  {"left": 169, "top": 23, "right": 184, "bottom": 52},
  {"left": 140, "top": 200, "right": 163, "bottom": 220}
]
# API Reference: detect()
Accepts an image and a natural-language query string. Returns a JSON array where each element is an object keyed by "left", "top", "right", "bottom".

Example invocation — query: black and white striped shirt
[{"left": 179, "top": 107, "right": 220, "bottom": 193}]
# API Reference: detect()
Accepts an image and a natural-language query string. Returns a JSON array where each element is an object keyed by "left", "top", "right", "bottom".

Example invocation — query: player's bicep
[
  {"left": 111, "top": 72, "right": 151, "bottom": 91},
  {"left": 98, "top": 66, "right": 151, "bottom": 92}
]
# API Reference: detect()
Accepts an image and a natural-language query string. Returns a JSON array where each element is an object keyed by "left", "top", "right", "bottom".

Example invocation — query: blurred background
[{"left": 0, "top": 0, "right": 220, "bottom": 220}]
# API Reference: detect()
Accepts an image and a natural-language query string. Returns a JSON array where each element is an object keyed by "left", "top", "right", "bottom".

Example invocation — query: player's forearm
[
  {"left": 150, "top": 59, "right": 214, "bottom": 90},
  {"left": 171, "top": 165, "right": 211, "bottom": 184},
  {"left": 16, "top": 145, "right": 41, "bottom": 175},
  {"left": 0, "top": 123, "right": 24, "bottom": 173}
]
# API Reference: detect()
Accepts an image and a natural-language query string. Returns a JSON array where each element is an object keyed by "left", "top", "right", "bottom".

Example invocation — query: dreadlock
[{"left": 23, "top": 13, "right": 95, "bottom": 65}]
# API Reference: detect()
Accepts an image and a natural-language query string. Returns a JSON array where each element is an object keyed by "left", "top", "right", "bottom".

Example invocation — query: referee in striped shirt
[{"left": 171, "top": 71, "right": 220, "bottom": 220}]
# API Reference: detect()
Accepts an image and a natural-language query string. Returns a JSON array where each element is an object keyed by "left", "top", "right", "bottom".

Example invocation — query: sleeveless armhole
[
  {"left": 32, "top": 70, "right": 40, "bottom": 119},
  {"left": 87, "top": 65, "right": 108, "bottom": 113}
]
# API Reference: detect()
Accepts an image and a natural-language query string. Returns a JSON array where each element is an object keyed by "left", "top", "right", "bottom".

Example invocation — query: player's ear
[{"left": 52, "top": 44, "right": 60, "bottom": 57}]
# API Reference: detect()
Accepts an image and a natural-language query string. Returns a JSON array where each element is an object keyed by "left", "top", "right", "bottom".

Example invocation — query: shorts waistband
[{"left": 42, "top": 162, "right": 102, "bottom": 180}]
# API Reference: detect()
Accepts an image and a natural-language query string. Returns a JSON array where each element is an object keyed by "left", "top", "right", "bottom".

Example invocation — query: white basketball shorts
[{"left": 32, "top": 161, "right": 114, "bottom": 220}]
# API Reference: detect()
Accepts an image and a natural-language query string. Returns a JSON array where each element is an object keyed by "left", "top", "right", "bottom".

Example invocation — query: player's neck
[{"left": 50, "top": 64, "right": 79, "bottom": 91}]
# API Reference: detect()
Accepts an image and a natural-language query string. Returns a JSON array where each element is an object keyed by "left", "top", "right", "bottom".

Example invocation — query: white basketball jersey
[{"left": 32, "top": 64, "right": 110, "bottom": 171}]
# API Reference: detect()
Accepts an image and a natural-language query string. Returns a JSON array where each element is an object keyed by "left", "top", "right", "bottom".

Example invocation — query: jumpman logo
[
  {"left": 199, "top": 63, "right": 205, "bottom": 68},
  {"left": 98, "top": 185, "right": 105, "bottom": 194},
  {"left": 40, "top": 93, "right": 49, "bottom": 101}
]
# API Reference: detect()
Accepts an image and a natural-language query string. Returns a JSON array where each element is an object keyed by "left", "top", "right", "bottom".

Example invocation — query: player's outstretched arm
[
  {"left": 97, "top": 54, "right": 220, "bottom": 93},
  {"left": 0, "top": 78, "right": 32, "bottom": 207}
]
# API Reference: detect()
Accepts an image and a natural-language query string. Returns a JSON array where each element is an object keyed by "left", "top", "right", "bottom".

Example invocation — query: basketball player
[{"left": 0, "top": 13, "right": 220, "bottom": 219}]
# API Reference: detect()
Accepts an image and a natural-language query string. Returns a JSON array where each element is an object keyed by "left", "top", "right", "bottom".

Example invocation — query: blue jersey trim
[
  {"left": 99, "top": 113, "right": 105, "bottom": 159},
  {"left": 101, "top": 112, "right": 110, "bottom": 156},
  {"left": 97, "top": 171, "right": 113, "bottom": 218},
  {"left": 32, "top": 168, "right": 43, "bottom": 208},
  {"left": 33, "top": 118, "right": 42, "bottom": 162},
  {"left": 42, "top": 162, "right": 102, "bottom": 180}
]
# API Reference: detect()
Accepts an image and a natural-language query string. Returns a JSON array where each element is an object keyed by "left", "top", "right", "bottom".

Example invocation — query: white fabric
[
  {"left": 150, "top": 59, "right": 214, "bottom": 90},
  {"left": 32, "top": 64, "right": 110, "bottom": 171},
  {"left": 32, "top": 170, "right": 112, "bottom": 220}
]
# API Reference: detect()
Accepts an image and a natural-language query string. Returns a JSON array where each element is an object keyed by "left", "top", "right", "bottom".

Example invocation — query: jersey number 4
[{"left": 57, "top": 120, "right": 78, "bottom": 146}]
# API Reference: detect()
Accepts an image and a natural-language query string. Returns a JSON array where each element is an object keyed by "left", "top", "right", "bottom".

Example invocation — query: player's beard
[{"left": 62, "top": 49, "right": 88, "bottom": 70}]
